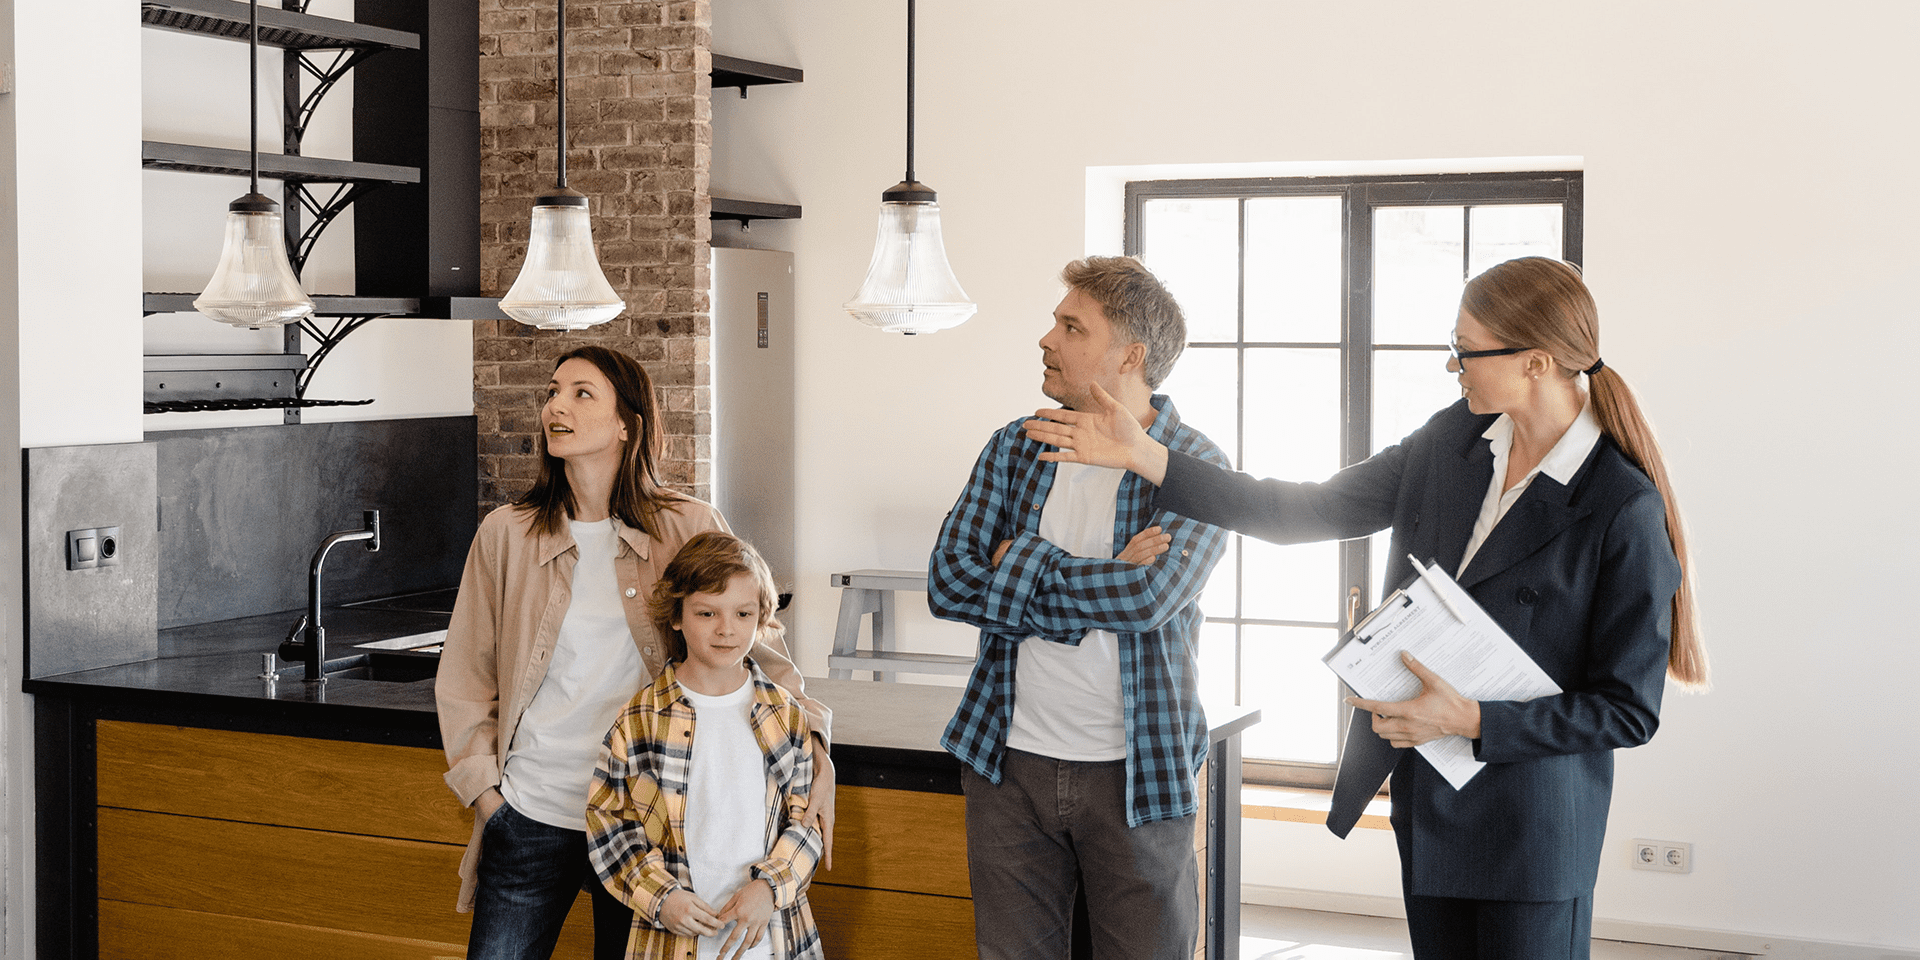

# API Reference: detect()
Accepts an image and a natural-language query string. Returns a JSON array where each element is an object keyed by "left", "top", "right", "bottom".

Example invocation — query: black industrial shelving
[
  {"left": 710, "top": 55, "right": 803, "bottom": 225},
  {"left": 140, "top": 0, "right": 417, "bottom": 52},
  {"left": 141, "top": 0, "right": 499, "bottom": 420}
]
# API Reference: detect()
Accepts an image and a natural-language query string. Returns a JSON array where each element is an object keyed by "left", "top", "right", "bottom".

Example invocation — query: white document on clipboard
[{"left": 1322, "top": 556, "right": 1561, "bottom": 790}]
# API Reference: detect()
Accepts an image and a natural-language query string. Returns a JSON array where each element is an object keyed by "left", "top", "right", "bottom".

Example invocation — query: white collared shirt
[{"left": 1458, "top": 400, "right": 1602, "bottom": 576}]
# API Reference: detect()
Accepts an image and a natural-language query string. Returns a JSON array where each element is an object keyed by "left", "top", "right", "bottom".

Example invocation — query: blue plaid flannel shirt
[{"left": 929, "top": 395, "right": 1229, "bottom": 827}]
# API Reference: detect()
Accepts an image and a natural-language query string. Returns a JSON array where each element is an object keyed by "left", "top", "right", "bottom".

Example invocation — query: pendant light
[
  {"left": 193, "top": 0, "right": 314, "bottom": 328},
  {"left": 843, "top": 0, "right": 975, "bottom": 335},
  {"left": 498, "top": 0, "right": 624, "bottom": 331}
]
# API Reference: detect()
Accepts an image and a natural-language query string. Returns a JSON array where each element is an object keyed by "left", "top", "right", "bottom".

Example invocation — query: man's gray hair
[{"left": 1059, "top": 256, "right": 1187, "bottom": 389}]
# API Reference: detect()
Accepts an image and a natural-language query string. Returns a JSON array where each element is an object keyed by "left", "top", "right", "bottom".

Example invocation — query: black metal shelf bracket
[
  {"left": 712, "top": 54, "right": 803, "bottom": 98},
  {"left": 286, "top": 181, "right": 379, "bottom": 276},
  {"left": 711, "top": 196, "right": 802, "bottom": 226},
  {"left": 287, "top": 46, "right": 383, "bottom": 146},
  {"left": 293, "top": 313, "right": 384, "bottom": 398}
]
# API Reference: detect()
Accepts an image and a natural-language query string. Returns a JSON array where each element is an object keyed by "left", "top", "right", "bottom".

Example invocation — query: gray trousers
[{"left": 962, "top": 748, "right": 1198, "bottom": 960}]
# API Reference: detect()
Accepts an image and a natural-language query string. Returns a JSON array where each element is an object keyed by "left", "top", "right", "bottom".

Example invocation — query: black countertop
[{"left": 25, "top": 604, "right": 1258, "bottom": 779}]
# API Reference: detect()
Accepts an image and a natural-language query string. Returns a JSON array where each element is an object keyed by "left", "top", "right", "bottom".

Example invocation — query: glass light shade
[
  {"left": 844, "top": 200, "right": 977, "bottom": 335},
  {"left": 194, "top": 208, "right": 315, "bottom": 328},
  {"left": 499, "top": 202, "right": 625, "bottom": 330}
]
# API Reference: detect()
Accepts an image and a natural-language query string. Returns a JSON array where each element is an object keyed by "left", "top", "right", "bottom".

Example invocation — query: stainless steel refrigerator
[{"left": 709, "top": 247, "right": 797, "bottom": 607}]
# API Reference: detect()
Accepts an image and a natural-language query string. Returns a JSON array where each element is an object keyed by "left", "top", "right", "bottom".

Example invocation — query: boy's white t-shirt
[
  {"left": 681, "top": 677, "right": 774, "bottom": 960},
  {"left": 500, "top": 518, "right": 645, "bottom": 830},
  {"left": 1005, "top": 460, "right": 1128, "bottom": 762}
]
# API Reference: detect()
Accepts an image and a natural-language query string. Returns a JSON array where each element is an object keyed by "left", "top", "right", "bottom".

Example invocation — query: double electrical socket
[{"left": 1631, "top": 838, "right": 1692, "bottom": 873}]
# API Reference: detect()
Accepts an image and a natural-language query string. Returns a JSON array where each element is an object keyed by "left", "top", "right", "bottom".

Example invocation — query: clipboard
[{"left": 1321, "top": 557, "right": 1561, "bottom": 832}]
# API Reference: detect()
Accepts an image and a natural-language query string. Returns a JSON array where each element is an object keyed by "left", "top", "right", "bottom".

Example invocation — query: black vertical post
[
  {"left": 904, "top": 0, "right": 915, "bottom": 183},
  {"left": 555, "top": 0, "right": 569, "bottom": 190},
  {"left": 274, "top": 1, "right": 306, "bottom": 422}
]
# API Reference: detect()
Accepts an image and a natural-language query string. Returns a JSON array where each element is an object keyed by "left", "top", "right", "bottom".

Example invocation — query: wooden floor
[{"left": 1238, "top": 904, "right": 1753, "bottom": 960}]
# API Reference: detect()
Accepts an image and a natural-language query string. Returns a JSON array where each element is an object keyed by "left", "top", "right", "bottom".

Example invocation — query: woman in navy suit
[{"left": 1021, "top": 257, "right": 1706, "bottom": 960}]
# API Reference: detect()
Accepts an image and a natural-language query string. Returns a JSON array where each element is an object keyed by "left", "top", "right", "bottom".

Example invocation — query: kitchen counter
[{"left": 30, "top": 605, "right": 1257, "bottom": 960}]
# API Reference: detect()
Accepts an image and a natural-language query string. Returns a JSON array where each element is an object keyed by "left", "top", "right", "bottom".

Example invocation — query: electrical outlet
[
  {"left": 1631, "top": 838, "right": 1692, "bottom": 874},
  {"left": 66, "top": 526, "right": 122, "bottom": 571}
]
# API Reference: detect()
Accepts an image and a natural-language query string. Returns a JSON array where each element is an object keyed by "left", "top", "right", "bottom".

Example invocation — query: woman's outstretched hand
[{"left": 1022, "top": 383, "right": 1170, "bottom": 486}]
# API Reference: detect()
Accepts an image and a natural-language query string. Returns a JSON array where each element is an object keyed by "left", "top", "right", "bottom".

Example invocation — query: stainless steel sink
[{"left": 272, "top": 650, "right": 438, "bottom": 684}]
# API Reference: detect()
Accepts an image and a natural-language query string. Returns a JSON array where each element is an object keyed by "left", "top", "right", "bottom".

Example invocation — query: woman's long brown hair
[
  {"left": 514, "top": 346, "right": 680, "bottom": 540},
  {"left": 1462, "top": 258, "right": 1707, "bottom": 689}
]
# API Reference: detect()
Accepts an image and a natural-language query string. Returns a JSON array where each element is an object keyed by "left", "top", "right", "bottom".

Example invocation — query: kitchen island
[{"left": 29, "top": 604, "right": 1257, "bottom": 960}]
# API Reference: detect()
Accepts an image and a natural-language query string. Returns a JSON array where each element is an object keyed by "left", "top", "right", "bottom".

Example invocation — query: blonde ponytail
[
  {"left": 1463, "top": 258, "right": 1707, "bottom": 689},
  {"left": 1587, "top": 366, "right": 1708, "bottom": 689}
]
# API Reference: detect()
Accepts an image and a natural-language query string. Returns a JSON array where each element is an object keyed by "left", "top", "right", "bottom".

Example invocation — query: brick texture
[{"left": 476, "top": 0, "right": 713, "bottom": 516}]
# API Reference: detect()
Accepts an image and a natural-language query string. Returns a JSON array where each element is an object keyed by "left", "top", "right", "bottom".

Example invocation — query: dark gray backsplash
[
  {"left": 24, "top": 442, "right": 161, "bottom": 677},
  {"left": 151, "top": 416, "right": 478, "bottom": 629}
]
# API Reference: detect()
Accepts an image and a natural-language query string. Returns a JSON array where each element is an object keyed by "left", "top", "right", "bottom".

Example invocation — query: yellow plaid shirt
[{"left": 587, "top": 659, "right": 823, "bottom": 960}]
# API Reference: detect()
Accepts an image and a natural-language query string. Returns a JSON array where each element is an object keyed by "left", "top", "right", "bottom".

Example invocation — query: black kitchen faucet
[{"left": 278, "top": 510, "right": 382, "bottom": 681}]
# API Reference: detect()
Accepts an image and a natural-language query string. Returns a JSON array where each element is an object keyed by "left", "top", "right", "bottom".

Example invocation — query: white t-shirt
[
  {"left": 1006, "top": 461, "right": 1128, "bottom": 762},
  {"left": 682, "top": 678, "right": 774, "bottom": 960},
  {"left": 500, "top": 518, "right": 645, "bottom": 830}
]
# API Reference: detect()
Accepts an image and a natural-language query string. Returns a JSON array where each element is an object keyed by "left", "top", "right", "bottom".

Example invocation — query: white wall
[
  {"left": 2, "top": 0, "right": 145, "bottom": 950},
  {"left": 713, "top": 0, "right": 1920, "bottom": 950}
]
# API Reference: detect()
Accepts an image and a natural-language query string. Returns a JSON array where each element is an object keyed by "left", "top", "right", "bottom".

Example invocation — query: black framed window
[{"left": 1126, "top": 172, "right": 1582, "bottom": 787}]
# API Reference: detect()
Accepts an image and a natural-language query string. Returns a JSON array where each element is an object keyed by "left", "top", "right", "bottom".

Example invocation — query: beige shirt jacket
[{"left": 435, "top": 495, "right": 831, "bottom": 913}]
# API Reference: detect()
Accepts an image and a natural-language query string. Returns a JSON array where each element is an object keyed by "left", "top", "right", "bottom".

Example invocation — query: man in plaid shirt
[{"left": 929, "top": 256, "right": 1229, "bottom": 960}]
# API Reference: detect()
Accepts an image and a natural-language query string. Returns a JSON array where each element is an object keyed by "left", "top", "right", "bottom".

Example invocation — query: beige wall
[
  {"left": 7, "top": 0, "right": 1917, "bottom": 954},
  {"left": 709, "top": 0, "right": 1920, "bottom": 950}
]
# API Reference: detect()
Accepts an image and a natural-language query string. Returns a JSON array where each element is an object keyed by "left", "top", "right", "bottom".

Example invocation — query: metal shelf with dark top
[
  {"left": 140, "top": 0, "right": 420, "bottom": 53},
  {"left": 711, "top": 196, "right": 803, "bottom": 225},
  {"left": 710, "top": 55, "right": 803, "bottom": 224},
  {"left": 711, "top": 53, "right": 803, "bottom": 95},
  {"left": 142, "top": 140, "right": 419, "bottom": 186}
]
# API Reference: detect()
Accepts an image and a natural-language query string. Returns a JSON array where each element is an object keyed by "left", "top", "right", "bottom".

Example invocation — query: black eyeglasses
[{"left": 1449, "top": 342, "right": 1530, "bottom": 365}]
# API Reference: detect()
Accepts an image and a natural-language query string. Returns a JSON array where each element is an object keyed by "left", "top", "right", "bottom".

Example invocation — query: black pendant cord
[
  {"left": 248, "top": 0, "right": 260, "bottom": 196},
  {"left": 555, "top": 0, "right": 569, "bottom": 190},
  {"left": 904, "top": 0, "right": 915, "bottom": 184}
]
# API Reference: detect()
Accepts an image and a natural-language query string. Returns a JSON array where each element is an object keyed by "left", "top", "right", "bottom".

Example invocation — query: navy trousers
[{"left": 1403, "top": 891, "right": 1594, "bottom": 960}]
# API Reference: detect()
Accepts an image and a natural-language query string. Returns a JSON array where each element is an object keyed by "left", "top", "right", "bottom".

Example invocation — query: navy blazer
[{"left": 1155, "top": 399, "right": 1681, "bottom": 902}]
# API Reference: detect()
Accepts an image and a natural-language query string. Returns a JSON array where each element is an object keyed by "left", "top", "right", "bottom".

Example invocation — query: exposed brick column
[{"left": 474, "top": 0, "right": 713, "bottom": 517}]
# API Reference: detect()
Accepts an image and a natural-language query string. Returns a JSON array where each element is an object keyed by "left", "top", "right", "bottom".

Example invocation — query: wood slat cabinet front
[
  {"left": 93, "top": 721, "right": 596, "bottom": 960},
  {"left": 90, "top": 723, "right": 980, "bottom": 960},
  {"left": 89, "top": 721, "right": 1207, "bottom": 959}
]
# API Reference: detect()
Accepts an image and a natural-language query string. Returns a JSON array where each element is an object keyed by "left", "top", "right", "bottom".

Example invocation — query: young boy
[{"left": 586, "top": 532, "right": 824, "bottom": 960}]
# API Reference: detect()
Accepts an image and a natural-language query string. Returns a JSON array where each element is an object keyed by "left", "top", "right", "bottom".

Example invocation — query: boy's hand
[
  {"left": 714, "top": 879, "right": 776, "bottom": 960},
  {"left": 659, "top": 888, "right": 722, "bottom": 939}
]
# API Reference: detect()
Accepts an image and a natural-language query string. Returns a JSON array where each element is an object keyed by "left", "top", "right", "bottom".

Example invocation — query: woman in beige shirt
[{"left": 436, "top": 345, "right": 833, "bottom": 960}]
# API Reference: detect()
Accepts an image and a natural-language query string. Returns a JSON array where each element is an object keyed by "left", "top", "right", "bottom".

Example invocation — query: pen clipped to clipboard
[{"left": 1323, "top": 556, "right": 1561, "bottom": 789}]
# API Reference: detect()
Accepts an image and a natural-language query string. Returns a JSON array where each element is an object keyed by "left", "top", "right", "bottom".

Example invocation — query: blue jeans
[
  {"left": 468, "top": 802, "right": 634, "bottom": 960},
  {"left": 962, "top": 749, "right": 1198, "bottom": 960}
]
